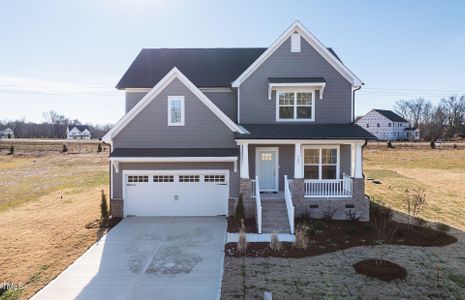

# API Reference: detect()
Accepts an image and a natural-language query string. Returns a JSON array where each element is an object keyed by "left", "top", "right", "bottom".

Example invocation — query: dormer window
[
  {"left": 168, "top": 96, "right": 185, "bottom": 126},
  {"left": 276, "top": 90, "right": 314, "bottom": 121}
]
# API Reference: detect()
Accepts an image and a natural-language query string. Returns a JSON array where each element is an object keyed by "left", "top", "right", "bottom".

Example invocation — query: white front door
[{"left": 256, "top": 148, "right": 278, "bottom": 192}]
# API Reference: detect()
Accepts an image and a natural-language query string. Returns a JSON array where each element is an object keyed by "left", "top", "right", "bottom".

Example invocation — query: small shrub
[
  {"left": 363, "top": 223, "right": 373, "bottom": 232},
  {"left": 405, "top": 187, "right": 427, "bottom": 230},
  {"left": 234, "top": 194, "right": 245, "bottom": 225},
  {"left": 430, "top": 140, "right": 436, "bottom": 149},
  {"left": 313, "top": 220, "right": 326, "bottom": 231},
  {"left": 323, "top": 205, "right": 337, "bottom": 221},
  {"left": 62, "top": 144, "right": 68, "bottom": 152},
  {"left": 436, "top": 223, "right": 451, "bottom": 233},
  {"left": 270, "top": 231, "right": 282, "bottom": 252},
  {"left": 9, "top": 145, "right": 14, "bottom": 155},
  {"left": 345, "top": 225, "right": 358, "bottom": 235},
  {"left": 100, "top": 190, "right": 109, "bottom": 226},
  {"left": 453, "top": 144, "right": 458, "bottom": 149},
  {"left": 294, "top": 223, "right": 309, "bottom": 249},
  {"left": 97, "top": 144, "right": 102, "bottom": 152},
  {"left": 387, "top": 141, "right": 394, "bottom": 148},
  {"left": 237, "top": 220, "right": 248, "bottom": 254}
]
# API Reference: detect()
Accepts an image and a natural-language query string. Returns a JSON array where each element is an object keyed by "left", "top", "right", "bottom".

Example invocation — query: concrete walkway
[{"left": 32, "top": 217, "right": 227, "bottom": 300}]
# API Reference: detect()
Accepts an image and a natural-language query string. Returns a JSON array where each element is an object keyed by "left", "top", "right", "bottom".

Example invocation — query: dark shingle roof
[
  {"left": 110, "top": 148, "right": 239, "bottom": 157},
  {"left": 268, "top": 77, "right": 326, "bottom": 83},
  {"left": 373, "top": 109, "right": 409, "bottom": 123},
  {"left": 116, "top": 47, "right": 342, "bottom": 89},
  {"left": 67, "top": 125, "right": 89, "bottom": 132},
  {"left": 235, "top": 124, "right": 376, "bottom": 140},
  {"left": 116, "top": 48, "right": 266, "bottom": 89}
]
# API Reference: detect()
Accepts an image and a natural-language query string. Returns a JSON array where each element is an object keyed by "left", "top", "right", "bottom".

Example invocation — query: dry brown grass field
[
  {"left": 0, "top": 141, "right": 109, "bottom": 299},
  {"left": 365, "top": 142, "right": 465, "bottom": 231}
]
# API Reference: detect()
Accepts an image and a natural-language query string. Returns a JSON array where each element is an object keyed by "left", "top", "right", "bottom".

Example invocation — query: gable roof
[
  {"left": 116, "top": 48, "right": 266, "bottom": 89},
  {"left": 67, "top": 125, "right": 89, "bottom": 132},
  {"left": 103, "top": 67, "right": 246, "bottom": 142},
  {"left": 373, "top": 109, "right": 409, "bottom": 123},
  {"left": 232, "top": 21, "right": 363, "bottom": 88}
]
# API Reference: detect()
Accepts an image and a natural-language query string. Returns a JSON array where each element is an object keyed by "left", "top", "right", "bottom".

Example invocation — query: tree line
[
  {"left": 0, "top": 110, "right": 112, "bottom": 139},
  {"left": 394, "top": 95, "right": 465, "bottom": 140}
]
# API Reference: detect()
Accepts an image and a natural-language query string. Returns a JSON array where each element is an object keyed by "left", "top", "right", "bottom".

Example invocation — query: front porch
[{"left": 237, "top": 140, "right": 369, "bottom": 234}]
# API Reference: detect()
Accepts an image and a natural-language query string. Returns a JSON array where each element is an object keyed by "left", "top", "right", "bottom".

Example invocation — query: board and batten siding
[
  {"left": 113, "top": 78, "right": 236, "bottom": 148},
  {"left": 112, "top": 162, "right": 239, "bottom": 199},
  {"left": 239, "top": 36, "right": 352, "bottom": 124}
]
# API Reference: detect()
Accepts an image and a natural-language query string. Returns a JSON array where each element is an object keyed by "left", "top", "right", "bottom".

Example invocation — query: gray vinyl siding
[
  {"left": 112, "top": 162, "right": 239, "bottom": 199},
  {"left": 202, "top": 91, "right": 237, "bottom": 122},
  {"left": 113, "top": 78, "right": 236, "bottom": 148},
  {"left": 248, "top": 145, "right": 294, "bottom": 191},
  {"left": 239, "top": 36, "right": 352, "bottom": 124},
  {"left": 125, "top": 92, "right": 147, "bottom": 113},
  {"left": 125, "top": 90, "right": 237, "bottom": 121}
]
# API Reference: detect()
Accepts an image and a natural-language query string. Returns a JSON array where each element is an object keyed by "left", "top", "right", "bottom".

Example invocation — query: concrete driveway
[{"left": 32, "top": 217, "right": 227, "bottom": 300}]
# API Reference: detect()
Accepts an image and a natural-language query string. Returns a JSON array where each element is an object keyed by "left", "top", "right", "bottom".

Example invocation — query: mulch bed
[
  {"left": 353, "top": 259, "right": 407, "bottom": 282},
  {"left": 227, "top": 216, "right": 258, "bottom": 233},
  {"left": 225, "top": 217, "right": 457, "bottom": 258}
]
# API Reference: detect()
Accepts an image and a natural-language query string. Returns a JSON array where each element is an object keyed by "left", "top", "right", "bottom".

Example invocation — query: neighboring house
[
  {"left": 67, "top": 125, "right": 91, "bottom": 140},
  {"left": 0, "top": 128, "right": 14, "bottom": 139},
  {"left": 356, "top": 109, "right": 420, "bottom": 141},
  {"left": 103, "top": 21, "right": 375, "bottom": 233}
]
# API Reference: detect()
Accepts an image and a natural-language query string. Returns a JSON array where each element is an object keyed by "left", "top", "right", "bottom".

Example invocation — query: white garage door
[{"left": 124, "top": 170, "right": 229, "bottom": 217}]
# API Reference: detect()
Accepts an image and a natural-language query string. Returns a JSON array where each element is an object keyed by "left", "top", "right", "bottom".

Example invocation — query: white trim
[
  {"left": 110, "top": 161, "right": 114, "bottom": 199},
  {"left": 237, "top": 86, "right": 241, "bottom": 124},
  {"left": 294, "top": 143, "right": 303, "bottom": 178},
  {"left": 167, "top": 96, "right": 185, "bottom": 126},
  {"left": 239, "top": 143, "right": 249, "bottom": 179},
  {"left": 122, "top": 169, "right": 230, "bottom": 218},
  {"left": 302, "top": 145, "right": 340, "bottom": 180},
  {"left": 268, "top": 83, "right": 325, "bottom": 100},
  {"left": 231, "top": 21, "right": 363, "bottom": 88},
  {"left": 236, "top": 139, "right": 366, "bottom": 145},
  {"left": 275, "top": 89, "right": 315, "bottom": 122},
  {"left": 255, "top": 147, "right": 279, "bottom": 192},
  {"left": 103, "top": 67, "right": 245, "bottom": 142},
  {"left": 110, "top": 156, "right": 238, "bottom": 163}
]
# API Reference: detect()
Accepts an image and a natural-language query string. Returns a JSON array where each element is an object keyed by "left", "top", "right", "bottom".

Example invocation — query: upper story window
[
  {"left": 377, "top": 123, "right": 380, "bottom": 128},
  {"left": 366, "top": 124, "right": 369, "bottom": 128},
  {"left": 168, "top": 96, "right": 185, "bottom": 126},
  {"left": 277, "top": 90, "right": 314, "bottom": 121},
  {"left": 388, "top": 123, "right": 392, "bottom": 127}
]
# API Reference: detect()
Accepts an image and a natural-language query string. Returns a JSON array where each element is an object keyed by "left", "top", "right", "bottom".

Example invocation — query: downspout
[{"left": 352, "top": 85, "right": 363, "bottom": 123}]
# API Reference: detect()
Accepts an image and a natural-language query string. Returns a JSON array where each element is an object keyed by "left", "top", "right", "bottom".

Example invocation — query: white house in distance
[
  {"left": 0, "top": 128, "right": 14, "bottom": 139},
  {"left": 66, "top": 125, "right": 91, "bottom": 140},
  {"left": 356, "top": 109, "right": 420, "bottom": 141}
]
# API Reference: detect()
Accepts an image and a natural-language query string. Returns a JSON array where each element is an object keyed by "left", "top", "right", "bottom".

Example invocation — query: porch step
[{"left": 261, "top": 199, "right": 291, "bottom": 233}]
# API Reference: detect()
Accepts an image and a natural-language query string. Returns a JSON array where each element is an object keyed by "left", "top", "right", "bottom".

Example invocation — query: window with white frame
[
  {"left": 168, "top": 96, "right": 184, "bottom": 126},
  {"left": 303, "top": 147, "right": 339, "bottom": 179},
  {"left": 277, "top": 91, "right": 314, "bottom": 121}
]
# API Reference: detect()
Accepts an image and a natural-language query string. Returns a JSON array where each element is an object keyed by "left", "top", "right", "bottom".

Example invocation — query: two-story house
[
  {"left": 67, "top": 125, "right": 91, "bottom": 140},
  {"left": 103, "top": 21, "right": 375, "bottom": 233},
  {"left": 356, "top": 109, "right": 420, "bottom": 141}
]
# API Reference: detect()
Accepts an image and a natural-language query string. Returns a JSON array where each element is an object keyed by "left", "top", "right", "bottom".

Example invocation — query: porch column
[
  {"left": 240, "top": 143, "right": 249, "bottom": 179},
  {"left": 354, "top": 142, "right": 363, "bottom": 178},
  {"left": 294, "top": 143, "right": 303, "bottom": 178}
]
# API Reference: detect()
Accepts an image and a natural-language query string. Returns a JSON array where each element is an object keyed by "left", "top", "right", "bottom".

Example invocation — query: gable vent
[{"left": 291, "top": 32, "right": 301, "bottom": 52}]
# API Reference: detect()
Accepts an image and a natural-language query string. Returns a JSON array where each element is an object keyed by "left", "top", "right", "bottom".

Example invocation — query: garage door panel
[{"left": 124, "top": 171, "right": 229, "bottom": 217}]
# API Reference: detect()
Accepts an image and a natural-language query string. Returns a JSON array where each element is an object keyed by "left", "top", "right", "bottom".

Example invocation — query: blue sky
[{"left": 1, "top": 0, "right": 465, "bottom": 125}]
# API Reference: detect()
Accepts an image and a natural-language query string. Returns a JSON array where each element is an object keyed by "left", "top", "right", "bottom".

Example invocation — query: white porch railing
[
  {"left": 304, "top": 174, "right": 352, "bottom": 198},
  {"left": 284, "top": 175, "right": 295, "bottom": 234}
]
